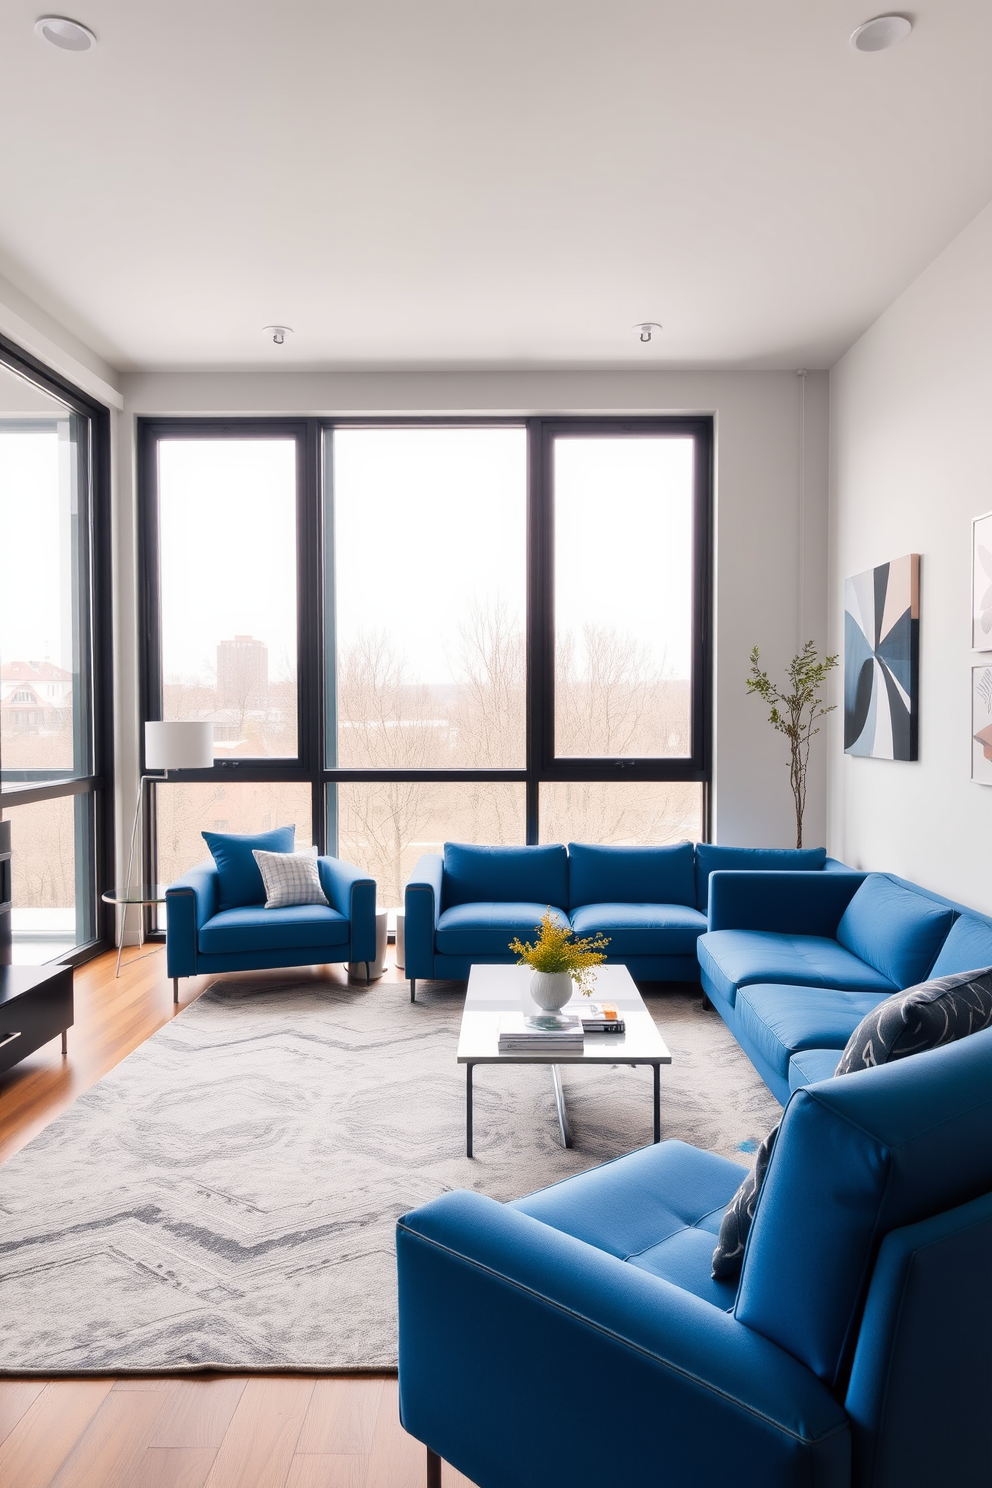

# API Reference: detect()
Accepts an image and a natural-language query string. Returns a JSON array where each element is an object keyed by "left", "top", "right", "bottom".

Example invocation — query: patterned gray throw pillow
[
  {"left": 252, "top": 846, "right": 329, "bottom": 910},
  {"left": 711, "top": 965, "right": 992, "bottom": 1280},
  {"left": 834, "top": 966, "right": 992, "bottom": 1073}
]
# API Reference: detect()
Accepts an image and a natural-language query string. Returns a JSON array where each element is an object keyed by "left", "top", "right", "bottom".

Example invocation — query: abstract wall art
[
  {"left": 972, "top": 666, "right": 992, "bottom": 784},
  {"left": 844, "top": 553, "right": 920, "bottom": 760},
  {"left": 972, "top": 512, "right": 992, "bottom": 649}
]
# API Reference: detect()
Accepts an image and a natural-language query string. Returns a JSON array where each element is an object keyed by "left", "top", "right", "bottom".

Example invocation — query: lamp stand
[{"left": 116, "top": 771, "right": 166, "bottom": 978}]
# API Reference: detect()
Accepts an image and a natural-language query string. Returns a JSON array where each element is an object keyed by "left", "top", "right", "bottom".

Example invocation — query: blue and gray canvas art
[{"left": 844, "top": 554, "right": 919, "bottom": 760}]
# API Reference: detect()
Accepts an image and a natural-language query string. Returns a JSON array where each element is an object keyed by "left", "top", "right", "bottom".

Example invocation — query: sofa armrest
[
  {"left": 165, "top": 861, "right": 219, "bottom": 976},
  {"left": 403, "top": 853, "right": 443, "bottom": 978},
  {"left": 318, "top": 857, "right": 377, "bottom": 962},
  {"left": 397, "top": 1191, "right": 849, "bottom": 1488},
  {"left": 708, "top": 870, "right": 867, "bottom": 937}
]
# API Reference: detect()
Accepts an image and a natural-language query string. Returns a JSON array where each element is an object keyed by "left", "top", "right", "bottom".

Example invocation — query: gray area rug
[{"left": 0, "top": 979, "right": 781, "bottom": 1374}]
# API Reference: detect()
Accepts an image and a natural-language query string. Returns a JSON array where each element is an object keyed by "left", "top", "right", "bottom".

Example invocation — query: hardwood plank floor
[{"left": 0, "top": 946, "right": 475, "bottom": 1487}]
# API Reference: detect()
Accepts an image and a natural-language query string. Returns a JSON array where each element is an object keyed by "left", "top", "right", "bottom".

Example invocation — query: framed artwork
[
  {"left": 972, "top": 512, "right": 992, "bottom": 649},
  {"left": 844, "top": 553, "right": 920, "bottom": 760},
  {"left": 972, "top": 666, "right": 992, "bottom": 784}
]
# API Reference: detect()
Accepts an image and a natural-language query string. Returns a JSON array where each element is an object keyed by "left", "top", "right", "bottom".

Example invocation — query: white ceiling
[{"left": 1, "top": 0, "right": 990, "bottom": 373}]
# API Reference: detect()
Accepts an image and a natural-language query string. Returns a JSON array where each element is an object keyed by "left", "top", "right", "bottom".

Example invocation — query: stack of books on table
[
  {"left": 568, "top": 1001, "right": 626, "bottom": 1034},
  {"left": 498, "top": 1014, "right": 584, "bottom": 1054}
]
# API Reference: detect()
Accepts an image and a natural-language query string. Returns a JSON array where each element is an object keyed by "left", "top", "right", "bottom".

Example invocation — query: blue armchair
[
  {"left": 166, "top": 855, "right": 377, "bottom": 1002},
  {"left": 397, "top": 1027, "right": 992, "bottom": 1488}
]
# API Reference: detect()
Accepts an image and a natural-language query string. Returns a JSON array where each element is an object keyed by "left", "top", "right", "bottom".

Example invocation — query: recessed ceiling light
[
  {"left": 34, "top": 15, "right": 97, "bottom": 51},
  {"left": 262, "top": 325, "right": 294, "bottom": 346},
  {"left": 850, "top": 14, "right": 912, "bottom": 52}
]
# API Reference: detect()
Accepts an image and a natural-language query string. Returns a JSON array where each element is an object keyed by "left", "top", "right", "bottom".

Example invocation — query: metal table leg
[
  {"left": 653, "top": 1062, "right": 661, "bottom": 1142},
  {"left": 466, "top": 1062, "right": 474, "bottom": 1158},
  {"left": 551, "top": 1065, "right": 573, "bottom": 1148},
  {"left": 114, "top": 900, "right": 127, "bottom": 979}
]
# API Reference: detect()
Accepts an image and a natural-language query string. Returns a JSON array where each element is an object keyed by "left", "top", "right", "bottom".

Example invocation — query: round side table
[{"left": 101, "top": 884, "right": 167, "bottom": 978}]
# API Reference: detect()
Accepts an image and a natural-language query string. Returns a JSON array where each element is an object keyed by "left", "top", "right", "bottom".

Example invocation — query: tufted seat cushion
[
  {"left": 435, "top": 902, "right": 569, "bottom": 956},
  {"left": 570, "top": 902, "right": 707, "bottom": 957},
  {"left": 511, "top": 1139, "right": 745, "bottom": 1312},
  {"left": 198, "top": 904, "right": 350, "bottom": 954},
  {"left": 735, "top": 984, "right": 892, "bottom": 1079},
  {"left": 788, "top": 1048, "right": 844, "bottom": 1091},
  {"left": 698, "top": 929, "right": 898, "bottom": 1007}
]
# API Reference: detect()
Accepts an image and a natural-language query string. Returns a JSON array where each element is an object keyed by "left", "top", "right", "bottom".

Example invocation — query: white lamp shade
[{"left": 145, "top": 720, "right": 214, "bottom": 771}]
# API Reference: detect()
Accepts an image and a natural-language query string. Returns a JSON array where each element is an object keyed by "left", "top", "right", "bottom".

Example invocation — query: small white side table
[{"left": 347, "top": 908, "right": 388, "bottom": 982}]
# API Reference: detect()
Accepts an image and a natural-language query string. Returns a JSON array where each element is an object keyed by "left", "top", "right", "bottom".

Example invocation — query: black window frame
[
  {"left": 0, "top": 332, "right": 115, "bottom": 966},
  {"left": 137, "top": 414, "right": 712, "bottom": 891}
]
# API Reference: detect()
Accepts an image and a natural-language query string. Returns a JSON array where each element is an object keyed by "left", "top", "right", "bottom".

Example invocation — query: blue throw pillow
[
  {"left": 693, "top": 844, "right": 827, "bottom": 910},
  {"left": 836, "top": 875, "right": 956, "bottom": 989},
  {"left": 202, "top": 825, "right": 296, "bottom": 911},
  {"left": 567, "top": 842, "right": 695, "bottom": 909},
  {"left": 442, "top": 843, "right": 569, "bottom": 910}
]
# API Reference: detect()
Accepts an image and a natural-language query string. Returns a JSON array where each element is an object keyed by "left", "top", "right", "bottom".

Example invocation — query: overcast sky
[{"left": 2, "top": 422, "right": 694, "bottom": 689}]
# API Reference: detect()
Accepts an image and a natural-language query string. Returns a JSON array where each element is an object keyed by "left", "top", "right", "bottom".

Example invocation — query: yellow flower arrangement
[{"left": 509, "top": 909, "right": 610, "bottom": 997}]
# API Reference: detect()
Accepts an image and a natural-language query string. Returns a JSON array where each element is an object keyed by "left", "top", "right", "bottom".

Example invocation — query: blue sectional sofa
[
  {"left": 698, "top": 868, "right": 992, "bottom": 1103},
  {"left": 404, "top": 840, "right": 842, "bottom": 999},
  {"left": 398, "top": 1026, "right": 992, "bottom": 1488}
]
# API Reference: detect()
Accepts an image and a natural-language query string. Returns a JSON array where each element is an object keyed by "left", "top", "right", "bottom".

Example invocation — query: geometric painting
[
  {"left": 844, "top": 554, "right": 920, "bottom": 760},
  {"left": 972, "top": 666, "right": 992, "bottom": 784},
  {"left": 972, "top": 512, "right": 992, "bottom": 649}
]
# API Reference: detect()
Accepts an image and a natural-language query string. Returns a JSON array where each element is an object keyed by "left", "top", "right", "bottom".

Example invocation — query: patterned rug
[{"left": 0, "top": 978, "right": 781, "bottom": 1374}]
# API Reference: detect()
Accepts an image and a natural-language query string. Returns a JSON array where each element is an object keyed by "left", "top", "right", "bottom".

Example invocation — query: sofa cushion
[
  {"left": 697, "top": 929, "right": 897, "bottom": 1008},
  {"left": 736, "top": 985, "right": 892, "bottom": 1079},
  {"left": 735, "top": 1027, "right": 992, "bottom": 1388},
  {"left": 198, "top": 903, "right": 349, "bottom": 954},
  {"left": 567, "top": 842, "right": 695, "bottom": 910},
  {"left": 929, "top": 913, "right": 992, "bottom": 977},
  {"left": 788, "top": 1048, "right": 844, "bottom": 1092},
  {"left": 435, "top": 902, "right": 569, "bottom": 956},
  {"left": 442, "top": 843, "right": 568, "bottom": 911},
  {"left": 570, "top": 902, "right": 707, "bottom": 957},
  {"left": 694, "top": 844, "right": 827, "bottom": 911},
  {"left": 511, "top": 1139, "right": 744, "bottom": 1312},
  {"left": 202, "top": 824, "right": 296, "bottom": 912},
  {"left": 836, "top": 967, "right": 992, "bottom": 1074},
  {"left": 836, "top": 875, "right": 956, "bottom": 990}
]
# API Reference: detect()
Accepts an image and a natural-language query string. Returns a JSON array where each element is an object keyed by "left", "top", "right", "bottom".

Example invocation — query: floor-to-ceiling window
[
  {"left": 0, "top": 340, "right": 112, "bottom": 964},
  {"left": 139, "top": 417, "right": 711, "bottom": 909}
]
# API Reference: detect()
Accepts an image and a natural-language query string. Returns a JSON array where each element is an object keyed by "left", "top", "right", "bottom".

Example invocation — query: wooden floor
[{"left": 0, "top": 944, "right": 474, "bottom": 1488}]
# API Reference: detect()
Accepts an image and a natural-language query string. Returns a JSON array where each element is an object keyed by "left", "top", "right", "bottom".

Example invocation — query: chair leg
[
  {"left": 427, "top": 1448, "right": 441, "bottom": 1488},
  {"left": 173, "top": 978, "right": 179, "bottom": 1005},
  {"left": 410, "top": 978, "right": 417, "bottom": 1003}
]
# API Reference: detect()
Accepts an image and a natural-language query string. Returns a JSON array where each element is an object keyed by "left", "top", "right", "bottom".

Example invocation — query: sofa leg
[
  {"left": 410, "top": 978, "right": 417, "bottom": 1003},
  {"left": 173, "top": 978, "right": 179, "bottom": 1005},
  {"left": 426, "top": 1447, "right": 441, "bottom": 1488}
]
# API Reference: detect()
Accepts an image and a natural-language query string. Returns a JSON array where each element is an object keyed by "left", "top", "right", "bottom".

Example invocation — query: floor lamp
[{"left": 115, "top": 721, "right": 214, "bottom": 977}]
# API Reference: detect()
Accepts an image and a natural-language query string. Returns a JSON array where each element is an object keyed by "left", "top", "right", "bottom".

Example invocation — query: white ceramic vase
[{"left": 529, "top": 969, "right": 573, "bottom": 1012}]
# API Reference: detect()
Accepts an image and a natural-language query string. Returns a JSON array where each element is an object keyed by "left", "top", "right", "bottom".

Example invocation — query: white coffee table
[{"left": 456, "top": 963, "right": 672, "bottom": 1158}]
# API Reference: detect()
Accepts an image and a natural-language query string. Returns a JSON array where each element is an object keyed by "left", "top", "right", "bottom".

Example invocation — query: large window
[
  {"left": 140, "top": 418, "right": 710, "bottom": 905},
  {"left": 0, "top": 342, "right": 111, "bottom": 964}
]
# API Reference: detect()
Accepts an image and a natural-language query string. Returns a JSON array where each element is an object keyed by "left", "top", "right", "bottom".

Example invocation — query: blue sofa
[
  {"left": 165, "top": 855, "right": 377, "bottom": 1002},
  {"left": 403, "top": 841, "right": 842, "bottom": 1000},
  {"left": 697, "top": 869, "right": 992, "bottom": 1103},
  {"left": 397, "top": 1025, "right": 992, "bottom": 1488}
]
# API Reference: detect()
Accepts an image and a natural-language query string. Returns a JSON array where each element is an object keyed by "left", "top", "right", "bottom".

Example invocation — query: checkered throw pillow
[{"left": 251, "top": 846, "right": 329, "bottom": 909}]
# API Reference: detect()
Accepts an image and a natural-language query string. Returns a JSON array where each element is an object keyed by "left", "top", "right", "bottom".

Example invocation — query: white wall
[
  {"left": 120, "top": 367, "right": 829, "bottom": 851},
  {"left": 829, "top": 201, "right": 992, "bottom": 911}
]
